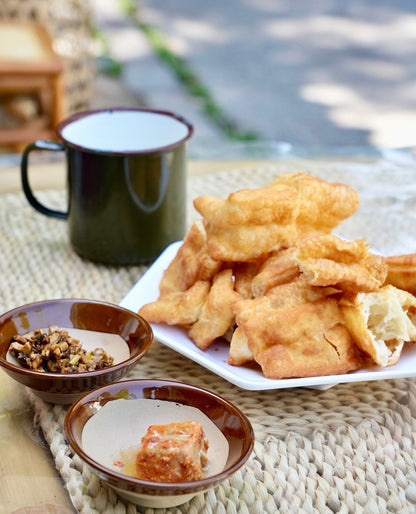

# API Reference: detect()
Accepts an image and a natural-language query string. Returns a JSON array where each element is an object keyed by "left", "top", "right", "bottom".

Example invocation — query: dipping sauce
[{"left": 7, "top": 325, "right": 128, "bottom": 373}]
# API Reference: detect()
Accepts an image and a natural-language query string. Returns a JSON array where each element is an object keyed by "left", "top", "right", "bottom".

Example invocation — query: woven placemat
[{"left": 2, "top": 156, "right": 416, "bottom": 513}]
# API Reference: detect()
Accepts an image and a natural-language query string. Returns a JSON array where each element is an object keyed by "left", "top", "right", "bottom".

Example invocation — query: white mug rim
[{"left": 56, "top": 107, "right": 194, "bottom": 155}]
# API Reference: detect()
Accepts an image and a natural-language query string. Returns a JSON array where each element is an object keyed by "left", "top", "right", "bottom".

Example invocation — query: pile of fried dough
[{"left": 139, "top": 172, "right": 416, "bottom": 379}]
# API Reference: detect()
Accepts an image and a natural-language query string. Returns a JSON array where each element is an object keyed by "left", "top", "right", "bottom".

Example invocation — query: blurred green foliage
[{"left": 121, "top": 0, "right": 259, "bottom": 141}]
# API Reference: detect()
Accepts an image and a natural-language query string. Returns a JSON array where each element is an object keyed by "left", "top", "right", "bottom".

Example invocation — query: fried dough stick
[
  {"left": 295, "top": 234, "right": 387, "bottom": 292},
  {"left": 159, "top": 220, "right": 221, "bottom": 295},
  {"left": 270, "top": 172, "right": 359, "bottom": 238},
  {"left": 194, "top": 184, "right": 299, "bottom": 262},
  {"left": 139, "top": 281, "right": 210, "bottom": 326},
  {"left": 189, "top": 269, "right": 242, "bottom": 350},
  {"left": 234, "top": 292, "right": 361, "bottom": 379},
  {"left": 384, "top": 253, "right": 416, "bottom": 295},
  {"left": 229, "top": 279, "right": 345, "bottom": 372}
]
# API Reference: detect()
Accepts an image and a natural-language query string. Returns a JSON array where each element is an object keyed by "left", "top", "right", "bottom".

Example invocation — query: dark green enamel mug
[{"left": 21, "top": 107, "right": 193, "bottom": 264}]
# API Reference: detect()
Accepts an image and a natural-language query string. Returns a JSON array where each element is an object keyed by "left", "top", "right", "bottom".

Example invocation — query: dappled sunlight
[
  {"left": 301, "top": 82, "right": 416, "bottom": 147},
  {"left": 135, "top": 1, "right": 416, "bottom": 147},
  {"left": 261, "top": 10, "right": 416, "bottom": 147},
  {"left": 107, "top": 28, "right": 152, "bottom": 61},
  {"left": 169, "top": 19, "right": 232, "bottom": 50},
  {"left": 3, "top": 0, "right": 413, "bottom": 151},
  {"left": 301, "top": 84, "right": 360, "bottom": 108},
  {"left": 264, "top": 14, "right": 416, "bottom": 51}
]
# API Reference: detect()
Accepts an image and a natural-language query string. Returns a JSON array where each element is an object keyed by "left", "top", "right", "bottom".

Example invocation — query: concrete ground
[
  {"left": 88, "top": 0, "right": 416, "bottom": 158},
  {"left": 1, "top": 0, "right": 415, "bottom": 162}
]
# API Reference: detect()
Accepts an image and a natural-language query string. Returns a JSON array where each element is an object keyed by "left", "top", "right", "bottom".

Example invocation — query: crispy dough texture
[
  {"left": 188, "top": 269, "right": 242, "bottom": 350},
  {"left": 193, "top": 184, "right": 299, "bottom": 261},
  {"left": 255, "top": 324, "right": 362, "bottom": 379},
  {"left": 238, "top": 297, "right": 345, "bottom": 362},
  {"left": 270, "top": 172, "right": 359, "bottom": 237},
  {"left": 159, "top": 220, "right": 221, "bottom": 295},
  {"left": 233, "top": 278, "right": 338, "bottom": 327},
  {"left": 138, "top": 280, "right": 210, "bottom": 326},
  {"left": 232, "top": 280, "right": 361, "bottom": 376},
  {"left": 228, "top": 326, "right": 254, "bottom": 366},
  {"left": 233, "top": 261, "right": 263, "bottom": 299},
  {"left": 202, "top": 221, "right": 297, "bottom": 262},
  {"left": 141, "top": 172, "right": 416, "bottom": 380},
  {"left": 384, "top": 253, "right": 416, "bottom": 295},
  {"left": 295, "top": 234, "right": 387, "bottom": 292},
  {"left": 251, "top": 248, "right": 299, "bottom": 297},
  {"left": 340, "top": 285, "right": 416, "bottom": 367},
  {"left": 193, "top": 173, "right": 359, "bottom": 262},
  {"left": 193, "top": 185, "right": 299, "bottom": 227}
]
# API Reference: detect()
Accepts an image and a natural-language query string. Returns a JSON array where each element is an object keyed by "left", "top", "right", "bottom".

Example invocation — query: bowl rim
[
  {"left": 64, "top": 378, "right": 255, "bottom": 493},
  {"left": 0, "top": 298, "right": 154, "bottom": 378}
]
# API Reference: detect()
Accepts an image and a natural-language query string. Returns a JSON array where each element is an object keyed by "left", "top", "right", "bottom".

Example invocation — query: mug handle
[{"left": 21, "top": 140, "right": 68, "bottom": 220}]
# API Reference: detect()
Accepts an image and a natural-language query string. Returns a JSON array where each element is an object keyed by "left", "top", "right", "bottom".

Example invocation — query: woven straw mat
[{"left": 2, "top": 158, "right": 416, "bottom": 514}]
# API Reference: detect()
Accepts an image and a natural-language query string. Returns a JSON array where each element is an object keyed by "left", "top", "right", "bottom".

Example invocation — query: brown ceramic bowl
[
  {"left": 0, "top": 299, "right": 153, "bottom": 404},
  {"left": 64, "top": 379, "right": 254, "bottom": 508}
]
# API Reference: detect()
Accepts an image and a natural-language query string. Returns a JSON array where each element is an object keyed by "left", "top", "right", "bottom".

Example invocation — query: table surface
[
  {"left": 2, "top": 149, "right": 416, "bottom": 513},
  {"left": 0, "top": 157, "right": 275, "bottom": 514}
]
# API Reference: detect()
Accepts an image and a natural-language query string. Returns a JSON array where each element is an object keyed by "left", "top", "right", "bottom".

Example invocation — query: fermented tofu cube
[{"left": 135, "top": 421, "right": 209, "bottom": 482}]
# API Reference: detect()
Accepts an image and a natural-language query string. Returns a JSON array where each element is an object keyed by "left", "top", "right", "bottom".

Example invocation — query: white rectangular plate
[{"left": 120, "top": 242, "right": 416, "bottom": 390}]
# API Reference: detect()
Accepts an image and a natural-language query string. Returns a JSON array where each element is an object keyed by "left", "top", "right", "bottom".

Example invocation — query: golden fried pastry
[
  {"left": 233, "top": 261, "right": 263, "bottom": 299},
  {"left": 384, "top": 253, "right": 416, "bottom": 295},
  {"left": 202, "top": 221, "right": 298, "bottom": 262},
  {"left": 266, "top": 278, "right": 339, "bottom": 305},
  {"left": 231, "top": 268, "right": 362, "bottom": 376},
  {"left": 139, "top": 171, "right": 415, "bottom": 381},
  {"left": 193, "top": 184, "right": 299, "bottom": 261},
  {"left": 295, "top": 234, "right": 387, "bottom": 292},
  {"left": 138, "top": 280, "right": 210, "bottom": 326},
  {"left": 193, "top": 184, "right": 298, "bottom": 227},
  {"left": 270, "top": 172, "right": 359, "bottom": 238},
  {"left": 238, "top": 297, "right": 345, "bottom": 363},
  {"left": 340, "top": 285, "right": 416, "bottom": 367},
  {"left": 159, "top": 220, "right": 221, "bottom": 295},
  {"left": 228, "top": 326, "right": 254, "bottom": 366},
  {"left": 255, "top": 324, "right": 362, "bottom": 379},
  {"left": 229, "top": 278, "right": 335, "bottom": 368},
  {"left": 234, "top": 278, "right": 338, "bottom": 327},
  {"left": 250, "top": 248, "right": 299, "bottom": 297},
  {"left": 188, "top": 269, "right": 242, "bottom": 350}
]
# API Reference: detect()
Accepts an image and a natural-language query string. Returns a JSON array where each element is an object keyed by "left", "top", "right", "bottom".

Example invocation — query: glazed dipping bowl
[
  {"left": 0, "top": 299, "right": 153, "bottom": 404},
  {"left": 64, "top": 379, "right": 254, "bottom": 508}
]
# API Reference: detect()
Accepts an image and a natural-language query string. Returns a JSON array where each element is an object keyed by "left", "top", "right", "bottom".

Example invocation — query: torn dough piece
[{"left": 340, "top": 285, "right": 416, "bottom": 367}]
